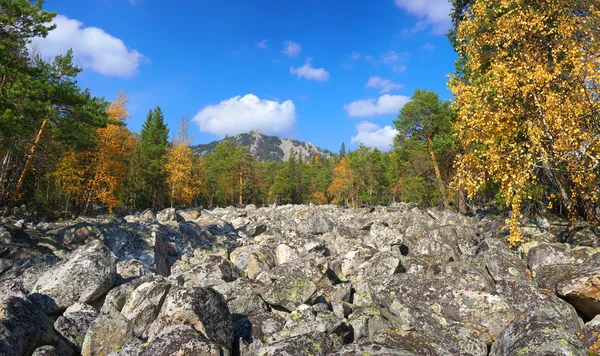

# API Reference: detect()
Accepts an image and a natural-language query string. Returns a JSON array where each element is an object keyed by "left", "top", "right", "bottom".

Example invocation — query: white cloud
[
  {"left": 282, "top": 41, "right": 301, "bottom": 56},
  {"left": 351, "top": 51, "right": 361, "bottom": 60},
  {"left": 392, "top": 65, "right": 407, "bottom": 73},
  {"left": 290, "top": 58, "right": 330, "bottom": 81},
  {"left": 380, "top": 51, "right": 410, "bottom": 64},
  {"left": 351, "top": 121, "right": 398, "bottom": 151},
  {"left": 364, "top": 55, "right": 376, "bottom": 62},
  {"left": 365, "top": 76, "right": 403, "bottom": 93},
  {"left": 32, "top": 15, "right": 145, "bottom": 78},
  {"left": 344, "top": 94, "right": 410, "bottom": 117},
  {"left": 380, "top": 51, "right": 400, "bottom": 64},
  {"left": 193, "top": 94, "right": 296, "bottom": 137},
  {"left": 421, "top": 43, "right": 436, "bottom": 51},
  {"left": 394, "top": 0, "right": 452, "bottom": 35},
  {"left": 256, "top": 39, "right": 268, "bottom": 49}
]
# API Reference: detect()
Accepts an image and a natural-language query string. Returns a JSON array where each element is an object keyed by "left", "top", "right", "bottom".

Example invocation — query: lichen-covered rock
[
  {"left": 236, "top": 310, "right": 287, "bottom": 356},
  {"left": 81, "top": 301, "right": 134, "bottom": 356},
  {"left": 536, "top": 263, "right": 600, "bottom": 319},
  {"left": 30, "top": 240, "right": 117, "bottom": 313},
  {"left": 212, "top": 278, "right": 266, "bottom": 315},
  {"left": 269, "top": 305, "right": 352, "bottom": 344},
  {"left": 156, "top": 208, "right": 184, "bottom": 225},
  {"left": 494, "top": 279, "right": 583, "bottom": 332},
  {"left": 115, "top": 259, "right": 147, "bottom": 285},
  {"left": 368, "top": 273, "right": 513, "bottom": 344},
  {"left": 259, "top": 262, "right": 321, "bottom": 311},
  {"left": 489, "top": 311, "right": 587, "bottom": 356},
  {"left": 478, "top": 238, "right": 530, "bottom": 283},
  {"left": 148, "top": 287, "right": 233, "bottom": 349},
  {"left": 254, "top": 331, "right": 344, "bottom": 356},
  {"left": 63, "top": 223, "right": 104, "bottom": 247},
  {"left": 347, "top": 307, "right": 391, "bottom": 342},
  {"left": 140, "top": 325, "right": 230, "bottom": 356},
  {"left": 0, "top": 287, "right": 56, "bottom": 356},
  {"left": 330, "top": 342, "right": 418, "bottom": 355},
  {"left": 171, "top": 255, "right": 242, "bottom": 288},
  {"left": 524, "top": 242, "right": 574, "bottom": 274},
  {"left": 580, "top": 314, "right": 600, "bottom": 353},
  {"left": 54, "top": 302, "right": 99, "bottom": 351},
  {"left": 32, "top": 346, "right": 61, "bottom": 356},
  {"left": 120, "top": 277, "right": 171, "bottom": 338}
]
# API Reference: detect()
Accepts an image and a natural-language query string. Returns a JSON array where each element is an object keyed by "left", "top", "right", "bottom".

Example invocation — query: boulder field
[{"left": 1, "top": 203, "right": 600, "bottom": 355}]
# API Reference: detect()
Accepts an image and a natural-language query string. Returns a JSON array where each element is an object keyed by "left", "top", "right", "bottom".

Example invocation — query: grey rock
[
  {"left": 140, "top": 325, "right": 230, "bottom": 356},
  {"left": 259, "top": 262, "right": 322, "bottom": 311},
  {"left": 32, "top": 346, "right": 60, "bottom": 356},
  {"left": 156, "top": 208, "right": 184, "bottom": 225},
  {"left": 81, "top": 301, "right": 134, "bottom": 356},
  {"left": 30, "top": 240, "right": 117, "bottom": 314},
  {"left": 580, "top": 314, "right": 600, "bottom": 352},
  {"left": 536, "top": 263, "right": 600, "bottom": 319},
  {"left": 115, "top": 259, "right": 147, "bottom": 285},
  {"left": 170, "top": 255, "right": 242, "bottom": 288},
  {"left": 0, "top": 288, "right": 56, "bottom": 356},
  {"left": 120, "top": 277, "right": 171, "bottom": 338},
  {"left": 489, "top": 311, "right": 586, "bottom": 356},
  {"left": 148, "top": 287, "right": 233, "bottom": 349},
  {"left": 54, "top": 302, "right": 99, "bottom": 351},
  {"left": 254, "top": 331, "right": 344, "bottom": 356}
]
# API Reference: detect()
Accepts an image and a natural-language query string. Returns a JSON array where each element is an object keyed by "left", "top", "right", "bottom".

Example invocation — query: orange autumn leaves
[{"left": 55, "top": 91, "right": 136, "bottom": 212}]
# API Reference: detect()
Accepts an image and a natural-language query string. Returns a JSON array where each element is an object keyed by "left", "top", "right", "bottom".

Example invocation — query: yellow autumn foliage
[{"left": 450, "top": 0, "right": 600, "bottom": 246}]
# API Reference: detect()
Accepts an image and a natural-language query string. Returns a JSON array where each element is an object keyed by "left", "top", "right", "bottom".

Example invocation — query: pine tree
[
  {"left": 339, "top": 142, "right": 347, "bottom": 157},
  {"left": 394, "top": 89, "right": 454, "bottom": 208},
  {"left": 137, "top": 106, "right": 169, "bottom": 208}
]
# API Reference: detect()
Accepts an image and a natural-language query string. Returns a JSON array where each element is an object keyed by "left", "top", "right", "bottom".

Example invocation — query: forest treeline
[{"left": 2, "top": 0, "right": 600, "bottom": 245}]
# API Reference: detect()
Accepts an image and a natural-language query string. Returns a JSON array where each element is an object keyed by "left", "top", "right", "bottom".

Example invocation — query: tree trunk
[
  {"left": 458, "top": 185, "right": 468, "bottom": 214},
  {"left": 11, "top": 118, "right": 49, "bottom": 207},
  {"left": 539, "top": 158, "right": 574, "bottom": 216},
  {"left": 239, "top": 169, "right": 243, "bottom": 206},
  {"left": 578, "top": 191, "right": 597, "bottom": 222},
  {"left": 426, "top": 136, "right": 446, "bottom": 208}
]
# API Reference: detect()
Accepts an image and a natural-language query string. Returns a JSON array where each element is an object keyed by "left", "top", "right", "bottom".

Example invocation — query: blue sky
[{"left": 35, "top": 0, "right": 457, "bottom": 152}]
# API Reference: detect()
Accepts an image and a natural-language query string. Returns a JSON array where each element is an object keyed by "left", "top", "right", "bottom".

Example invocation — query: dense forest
[{"left": 2, "top": 0, "right": 600, "bottom": 246}]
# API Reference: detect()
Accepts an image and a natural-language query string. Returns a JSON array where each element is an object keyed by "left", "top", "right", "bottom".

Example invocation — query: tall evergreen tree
[
  {"left": 394, "top": 89, "right": 454, "bottom": 208},
  {"left": 137, "top": 106, "right": 169, "bottom": 208},
  {"left": 339, "top": 142, "right": 347, "bottom": 157}
]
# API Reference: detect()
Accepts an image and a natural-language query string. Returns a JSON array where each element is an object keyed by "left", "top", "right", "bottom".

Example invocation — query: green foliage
[{"left": 135, "top": 107, "right": 170, "bottom": 208}]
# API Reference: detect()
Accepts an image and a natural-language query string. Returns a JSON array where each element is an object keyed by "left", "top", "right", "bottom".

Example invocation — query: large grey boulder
[
  {"left": 148, "top": 287, "right": 233, "bottom": 349},
  {"left": 30, "top": 240, "right": 117, "bottom": 314},
  {"left": 120, "top": 277, "right": 171, "bottom": 338},
  {"left": 254, "top": 331, "right": 344, "bottom": 356},
  {"left": 536, "top": 263, "right": 600, "bottom": 319},
  {"left": 54, "top": 302, "right": 99, "bottom": 351},
  {"left": 489, "top": 311, "right": 587, "bottom": 355},
  {"left": 259, "top": 261, "right": 324, "bottom": 311},
  {"left": 0, "top": 285, "right": 57, "bottom": 356},
  {"left": 81, "top": 301, "right": 134, "bottom": 356},
  {"left": 170, "top": 255, "right": 242, "bottom": 288},
  {"left": 156, "top": 208, "right": 184, "bottom": 225},
  {"left": 140, "top": 325, "right": 230, "bottom": 356},
  {"left": 32, "top": 346, "right": 61, "bottom": 356}
]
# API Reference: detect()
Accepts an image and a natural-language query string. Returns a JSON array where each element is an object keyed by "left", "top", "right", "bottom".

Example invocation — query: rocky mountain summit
[
  {"left": 191, "top": 130, "right": 333, "bottom": 162},
  {"left": 1, "top": 204, "right": 600, "bottom": 355}
]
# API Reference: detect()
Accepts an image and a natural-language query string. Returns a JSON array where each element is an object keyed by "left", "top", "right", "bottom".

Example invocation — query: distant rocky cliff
[{"left": 191, "top": 130, "right": 333, "bottom": 162}]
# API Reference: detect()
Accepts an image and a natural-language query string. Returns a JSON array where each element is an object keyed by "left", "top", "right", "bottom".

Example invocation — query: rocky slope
[
  {"left": 1, "top": 204, "right": 600, "bottom": 355},
  {"left": 191, "top": 130, "right": 333, "bottom": 162}
]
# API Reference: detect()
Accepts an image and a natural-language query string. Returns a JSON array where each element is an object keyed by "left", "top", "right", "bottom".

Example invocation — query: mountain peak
[{"left": 191, "top": 131, "right": 332, "bottom": 162}]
